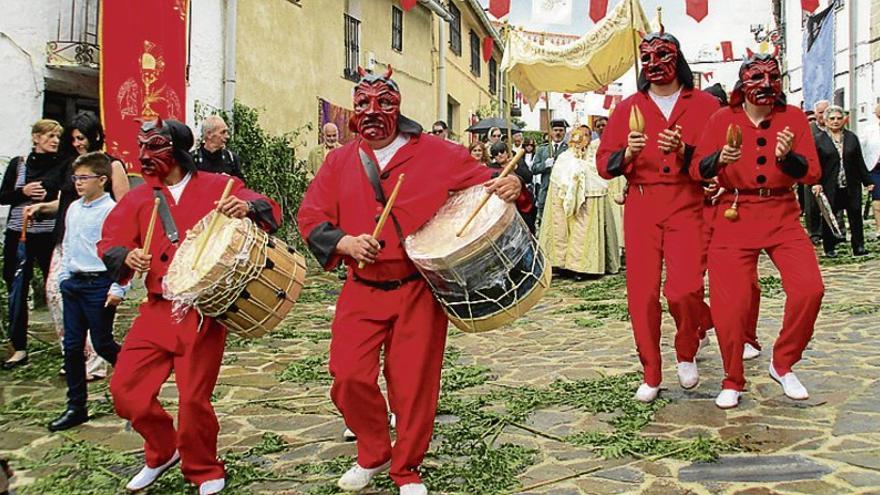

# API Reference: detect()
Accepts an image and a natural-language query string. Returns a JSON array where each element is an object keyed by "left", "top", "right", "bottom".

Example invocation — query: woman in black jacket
[
  {"left": 0, "top": 119, "right": 66, "bottom": 368},
  {"left": 811, "top": 105, "right": 874, "bottom": 257}
]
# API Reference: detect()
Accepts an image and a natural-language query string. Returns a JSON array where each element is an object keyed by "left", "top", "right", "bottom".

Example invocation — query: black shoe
[
  {"left": 48, "top": 408, "right": 89, "bottom": 432},
  {"left": 824, "top": 250, "right": 838, "bottom": 258},
  {"left": 853, "top": 246, "right": 869, "bottom": 256},
  {"left": 2, "top": 355, "right": 28, "bottom": 370}
]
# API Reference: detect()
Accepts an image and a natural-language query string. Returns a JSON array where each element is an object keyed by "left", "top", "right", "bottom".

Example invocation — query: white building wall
[
  {"left": 0, "top": 0, "right": 58, "bottom": 164},
  {"left": 780, "top": 0, "right": 879, "bottom": 165},
  {"left": 187, "top": 0, "right": 226, "bottom": 136}
]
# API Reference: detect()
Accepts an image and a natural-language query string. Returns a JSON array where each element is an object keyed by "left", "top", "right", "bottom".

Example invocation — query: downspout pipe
[
  {"left": 223, "top": 0, "right": 237, "bottom": 115},
  {"left": 848, "top": 0, "right": 858, "bottom": 134},
  {"left": 419, "top": 0, "right": 453, "bottom": 123}
]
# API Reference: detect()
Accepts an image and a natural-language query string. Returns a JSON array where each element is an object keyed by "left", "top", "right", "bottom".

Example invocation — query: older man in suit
[{"left": 532, "top": 119, "right": 569, "bottom": 220}]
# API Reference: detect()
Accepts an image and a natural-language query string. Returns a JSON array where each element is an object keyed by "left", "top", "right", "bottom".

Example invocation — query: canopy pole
[{"left": 630, "top": 0, "right": 641, "bottom": 86}]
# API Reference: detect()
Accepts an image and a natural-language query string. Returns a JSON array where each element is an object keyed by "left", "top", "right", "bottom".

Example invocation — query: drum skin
[{"left": 406, "top": 185, "right": 551, "bottom": 332}]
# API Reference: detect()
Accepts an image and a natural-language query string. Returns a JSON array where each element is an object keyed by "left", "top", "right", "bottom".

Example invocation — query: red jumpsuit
[
  {"left": 692, "top": 105, "right": 824, "bottom": 391},
  {"left": 99, "top": 172, "right": 281, "bottom": 483},
  {"left": 297, "top": 133, "right": 494, "bottom": 486},
  {"left": 598, "top": 88, "right": 719, "bottom": 387}
]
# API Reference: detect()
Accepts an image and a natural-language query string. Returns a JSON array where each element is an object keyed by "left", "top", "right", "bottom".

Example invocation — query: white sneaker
[
  {"left": 676, "top": 360, "right": 699, "bottom": 389},
  {"left": 337, "top": 460, "right": 391, "bottom": 491},
  {"left": 342, "top": 426, "right": 356, "bottom": 441},
  {"left": 125, "top": 450, "right": 180, "bottom": 492},
  {"left": 634, "top": 383, "right": 660, "bottom": 403},
  {"left": 743, "top": 343, "right": 761, "bottom": 360},
  {"left": 769, "top": 363, "right": 809, "bottom": 400},
  {"left": 199, "top": 478, "right": 225, "bottom": 495},
  {"left": 400, "top": 483, "right": 428, "bottom": 495},
  {"left": 715, "top": 389, "right": 741, "bottom": 409}
]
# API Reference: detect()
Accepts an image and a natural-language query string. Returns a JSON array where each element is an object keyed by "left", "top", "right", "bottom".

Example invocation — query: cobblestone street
[{"left": 2, "top": 235, "right": 880, "bottom": 494}]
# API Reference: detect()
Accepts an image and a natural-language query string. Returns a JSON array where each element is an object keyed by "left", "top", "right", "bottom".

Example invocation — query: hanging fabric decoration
[
  {"left": 482, "top": 36, "right": 494, "bottom": 63},
  {"left": 401, "top": 0, "right": 418, "bottom": 11},
  {"left": 685, "top": 0, "right": 708, "bottom": 22},
  {"left": 589, "top": 0, "right": 608, "bottom": 22},
  {"left": 801, "top": 0, "right": 819, "bottom": 13},
  {"left": 489, "top": 0, "right": 511, "bottom": 18}
]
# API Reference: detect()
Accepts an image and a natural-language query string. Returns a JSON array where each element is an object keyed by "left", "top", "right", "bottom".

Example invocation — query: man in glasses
[{"left": 430, "top": 120, "right": 450, "bottom": 140}]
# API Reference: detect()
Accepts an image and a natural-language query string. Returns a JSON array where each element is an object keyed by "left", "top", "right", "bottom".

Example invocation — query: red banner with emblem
[{"left": 100, "top": 0, "right": 188, "bottom": 175}]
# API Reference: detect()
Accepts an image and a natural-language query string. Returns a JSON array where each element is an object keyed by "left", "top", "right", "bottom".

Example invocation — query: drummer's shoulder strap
[
  {"left": 358, "top": 149, "right": 406, "bottom": 243},
  {"left": 152, "top": 188, "right": 180, "bottom": 244}
]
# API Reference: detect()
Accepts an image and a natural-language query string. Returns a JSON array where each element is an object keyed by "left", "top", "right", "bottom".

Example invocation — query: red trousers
[
  {"left": 701, "top": 202, "right": 760, "bottom": 348},
  {"left": 708, "top": 202, "right": 824, "bottom": 391},
  {"left": 330, "top": 276, "right": 447, "bottom": 487},
  {"left": 624, "top": 183, "right": 706, "bottom": 387},
  {"left": 110, "top": 299, "right": 226, "bottom": 483}
]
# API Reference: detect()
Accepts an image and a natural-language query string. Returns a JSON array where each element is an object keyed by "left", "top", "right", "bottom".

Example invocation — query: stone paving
[{"left": 2, "top": 233, "right": 880, "bottom": 494}]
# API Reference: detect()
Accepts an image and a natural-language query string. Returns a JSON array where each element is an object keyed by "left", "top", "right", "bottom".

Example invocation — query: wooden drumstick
[
  {"left": 192, "top": 178, "right": 236, "bottom": 269},
  {"left": 136, "top": 198, "right": 161, "bottom": 278},
  {"left": 358, "top": 174, "right": 405, "bottom": 269},
  {"left": 456, "top": 147, "right": 525, "bottom": 237}
]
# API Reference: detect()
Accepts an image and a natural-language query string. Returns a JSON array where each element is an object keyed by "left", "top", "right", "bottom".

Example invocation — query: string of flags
[{"left": 478, "top": 0, "right": 823, "bottom": 23}]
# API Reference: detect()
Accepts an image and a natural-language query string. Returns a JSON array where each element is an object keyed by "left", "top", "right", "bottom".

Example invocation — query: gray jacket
[{"left": 532, "top": 140, "right": 568, "bottom": 209}]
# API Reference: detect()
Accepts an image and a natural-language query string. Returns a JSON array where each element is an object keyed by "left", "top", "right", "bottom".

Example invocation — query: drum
[
  {"left": 405, "top": 185, "right": 551, "bottom": 333},
  {"left": 163, "top": 212, "right": 306, "bottom": 338}
]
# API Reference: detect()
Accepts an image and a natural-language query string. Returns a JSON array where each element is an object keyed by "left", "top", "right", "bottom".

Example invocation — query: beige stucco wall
[
  {"left": 438, "top": 0, "right": 503, "bottom": 140},
  {"left": 235, "top": 0, "right": 437, "bottom": 148}
]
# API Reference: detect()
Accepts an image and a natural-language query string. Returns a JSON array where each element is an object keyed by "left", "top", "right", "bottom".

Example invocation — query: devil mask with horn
[
  {"left": 637, "top": 30, "right": 694, "bottom": 92},
  {"left": 729, "top": 50, "right": 784, "bottom": 107},
  {"left": 137, "top": 117, "right": 196, "bottom": 183},
  {"left": 349, "top": 66, "right": 422, "bottom": 142}
]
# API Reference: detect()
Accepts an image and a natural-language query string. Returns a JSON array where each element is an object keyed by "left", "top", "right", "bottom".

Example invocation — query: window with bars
[
  {"left": 489, "top": 57, "right": 497, "bottom": 94},
  {"left": 449, "top": 3, "right": 462, "bottom": 56},
  {"left": 469, "top": 30, "right": 480, "bottom": 77},
  {"left": 392, "top": 6, "right": 403, "bottom": 52},
  {"left": 344, "top": 14, "right": 361, "bottom": 81}
]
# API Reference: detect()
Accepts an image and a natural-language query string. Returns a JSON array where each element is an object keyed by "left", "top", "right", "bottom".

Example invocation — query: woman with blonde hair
[{"left": 0, "top": 119, "right": 67, "bottom": 369}]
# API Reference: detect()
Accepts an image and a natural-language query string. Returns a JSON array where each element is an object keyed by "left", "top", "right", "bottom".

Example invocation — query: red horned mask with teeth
[{"left": 350, "top": 67, "right": 401, "bottom": 142}]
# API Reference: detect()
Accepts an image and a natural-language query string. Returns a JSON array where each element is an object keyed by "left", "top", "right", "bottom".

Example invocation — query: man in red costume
[
  {"left": 692, "top": 53, "right": 824, "bottom": 409},
  {"left": 597, "top": 31, "right": 719, "bottom": 402},
  {"left": 99, "top": 118, "right": 281, "bottom": 494},
  {"left": 297, "top": 67, "right": 521, "bottom": 495}
]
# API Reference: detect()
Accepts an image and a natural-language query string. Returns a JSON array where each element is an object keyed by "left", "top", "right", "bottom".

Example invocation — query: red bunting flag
[
  {"left": 720, "top": 41, "right": 734, "bottom": 61},
  {"left": 685, "top": 0, "right": 708, "bottom": 22},
  {"left": 101, "top": 0, "right": 188, "bottom": 175},
  {"left": 801, "top": 0, "right": 819, "bottom": 12},
  {"left": 589, "top": 0, "right": 608, "bottom": 22},
  {"left": 400, "top": 0, "right": 417, "bottom": 11},
  {"left": 703, "top": 72, "right": 714, "bottom": 82},
  {"left": 482, "top": 36, "right": 494, "bottom": 62},
  {"left": 489, "top": 0, "right": 510, "bottom": 18}
]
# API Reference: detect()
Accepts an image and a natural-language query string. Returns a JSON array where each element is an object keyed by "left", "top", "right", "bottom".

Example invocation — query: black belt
[
  {"left": 734, "top": 187, "right": 793, "bottom": 198},
  {"left": 351, "top": 272, "right": 421, "bottom": 291},
  {"left": 71, "top": 271, "right": 108, "bottom": 280}
]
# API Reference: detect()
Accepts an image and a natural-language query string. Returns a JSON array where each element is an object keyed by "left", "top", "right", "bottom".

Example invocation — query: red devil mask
[
  {"left": 739, "top": 55, "right": 782, "bottom": 106},
  {"left": 351, "top": 67, "right": 401, "bottom": 143},
  {"left": 639, "top": 34, "right": 680, "bottom": 86},
  {"left": 137, "top": 118, "right": 196, "bottom": 185}
]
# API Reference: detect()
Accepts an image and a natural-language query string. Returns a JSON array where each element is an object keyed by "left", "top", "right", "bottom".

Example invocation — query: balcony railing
[{"left": 47, "top": 0, "right": 100, "bottom": 69}]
